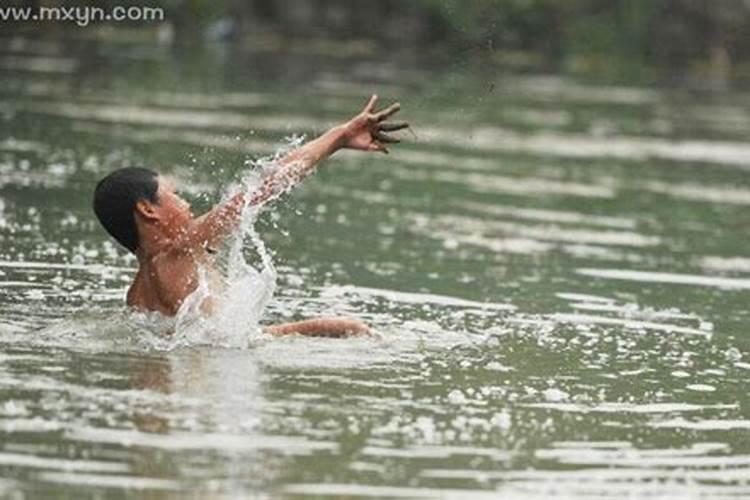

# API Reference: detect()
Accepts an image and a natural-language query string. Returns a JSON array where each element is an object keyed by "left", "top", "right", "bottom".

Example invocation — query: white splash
[{"left": 145, "top": 139, "right": 305, "bottom": 349}]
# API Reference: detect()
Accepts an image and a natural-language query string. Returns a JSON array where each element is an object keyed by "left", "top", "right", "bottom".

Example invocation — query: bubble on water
[
  {"left": 699, "top": 321, "right": 714, "bottom": 332},
  {"left": 46, "top": 163, "right": 71, "bottom": 176},
  {"left": 442, "top": 238, "right": 459, "bottom": 250},
  {"left": 447, "top": 389, "right": 468, "bottom": 405},
  {"left": 724, "top": 347, "right": 742, "bottom": 362},
  {"left": 1, "top": 400, "right": 28, "bottom": 417},
  {"left": 490, "top": 410, "right": 512, "bottom": 430},
  {"left": 543, "top": 388, "right": 570, "bottom": 402},
  {"left": 59, "top": 213, "right": 78, "bottom": 228},
  {"left": 25, "top": 289, "right": 45, "bottom": 301},
  {"left": 413, "top": 416, "right": 437, "bottom": 443},
  {"left": 703, "top": 368, "right": 726, "bottom": 376},
  {"left": 485, "top": 361, "right": 513, "bottom": 372}
]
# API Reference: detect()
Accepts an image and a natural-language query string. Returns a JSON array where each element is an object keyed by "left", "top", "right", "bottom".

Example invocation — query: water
[{"left": 1, "top": 36, "right": 750, "bottom": 499}]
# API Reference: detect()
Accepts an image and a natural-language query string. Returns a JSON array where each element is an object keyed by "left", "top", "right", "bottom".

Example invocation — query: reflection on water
[{"left": 1, "top": 35, "right": 750, "bottom": 498}]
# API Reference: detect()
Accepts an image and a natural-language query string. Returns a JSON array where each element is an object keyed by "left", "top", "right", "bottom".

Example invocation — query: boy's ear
[{"left": 134, "top": 200, "right": 159, "bottom": 222}]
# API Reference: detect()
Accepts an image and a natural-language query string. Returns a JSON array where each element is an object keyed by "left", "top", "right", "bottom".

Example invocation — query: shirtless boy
[{"left": 93, "top": 95, "right": 406, "bottom": 337}]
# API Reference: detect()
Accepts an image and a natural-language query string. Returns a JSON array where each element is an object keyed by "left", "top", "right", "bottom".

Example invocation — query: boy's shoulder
[{"left": 127, "top": 248, "right": 200, "bottom": 314}]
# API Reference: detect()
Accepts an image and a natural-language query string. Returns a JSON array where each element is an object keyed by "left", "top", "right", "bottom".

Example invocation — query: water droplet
[
  {"left": 543, "top": 388, "right": 569, "bottom": 402},
  {"left": 447, "top": 389, "right": 467, "bottom": 405},
  {"left": 725, "top": 347, "right": 742, "bottom": 362}
]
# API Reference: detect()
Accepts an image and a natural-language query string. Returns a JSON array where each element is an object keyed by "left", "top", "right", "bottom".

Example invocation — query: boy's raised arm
[
  {"left": 248, "top": 94, "right": 406, "bottom": 205},
  {"left": 177, "top": 95, "right": 406, "bottom": 250},
  {"left": 170, "top": 191, "right": 245, "bottom": 253}
]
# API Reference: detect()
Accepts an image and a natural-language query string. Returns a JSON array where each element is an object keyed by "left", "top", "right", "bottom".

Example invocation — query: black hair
[{"left": 93, "top": 167, "right": 159, "bottom": 253}]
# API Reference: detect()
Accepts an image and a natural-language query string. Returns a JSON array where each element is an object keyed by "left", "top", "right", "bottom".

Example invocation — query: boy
[{"left": 93, "top": 95, "right": 406, "bottom": 337}]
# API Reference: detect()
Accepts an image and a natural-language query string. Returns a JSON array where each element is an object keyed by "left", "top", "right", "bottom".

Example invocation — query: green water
[{"left": 1, "top": 37, "right": 750, "bottom": 498}]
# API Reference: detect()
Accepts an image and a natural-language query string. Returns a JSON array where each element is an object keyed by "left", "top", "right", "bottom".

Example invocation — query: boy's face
[{"left": 154, "top": 176, "right": 193, "bottom": 229}]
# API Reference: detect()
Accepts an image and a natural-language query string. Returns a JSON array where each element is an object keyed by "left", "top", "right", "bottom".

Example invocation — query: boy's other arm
[
  {"left": 263, "top": 317, "right": 370, "bottom": 337},
  {"left": 179, "top": 95, "right": 406, "bottom": 249}
]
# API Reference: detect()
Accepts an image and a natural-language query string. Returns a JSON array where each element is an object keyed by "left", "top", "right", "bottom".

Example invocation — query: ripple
[
  {"left": 566, "top": 301, "right": 701, "bottom": 323},
  {"left": 393, "top": 169, "right": 615, "bottom": 198},
  {"left": 18, "top": 101, "right": 321, "bottom": 132},
  {"left": 0, "top": 55, "right": 77, "bottom": 74},
  {"left": 71, "top": 121, "right": 276, "bottom": 154},
  {"left": 506, "top": 77, "right": 661, "bottom": 105},
  {"left": 37, "top": 472, "right": 182, "bottom": 491},
  {"left": 320, "top": 284, "right": 515, "bottom": 312},
  {"left": 0, "top": 137, "right": 49, "bottom": 154},
  {"left": 650, "top": 419, "right": 750, "bottom": 430},
  {"left": 0, "top": 451, "right": 128, "bottom": 473},
  {"left": 645, "top": 181, "right": 750, "bottom": 205},
  {"left": 431, "top": 215, "right": 658, "bottom": 248},
  {"left": 284, "top": 483, "right": 504, "bottom": 499},
  {"left": 421, "top": 467, "right": 750, "bottom": 490},
  {"left": 420, "top": 125, "right": 750, "bottom": 167},
  {"left": 522, "top": 402, "right": 737, "bottom": 414},
  {"left": 66, "top": 427, "right": 337, "bottom": 455},
  {"left": 536, "top": 446, "right": 750, "bottom": 468},
  {"left": 685, "top": 384, "right": 717, "bottom": 392},
  {"left": 422, "top": 230, "right": 554, "bottom": 256},
  {"left": 409, "top": 215, "right": 658, "bottom": 261},
  {"left": 459, "top": 201, "right": 637, "bottom": 229},
  {"left": 360, "top": 445, "right": 511, "bottom": 461},
  {"left": 577, "top": 268, "right": 750, "bottom": 290},
  {"left": 699, "top": 255, "right": 750, "bottom": 273},
  {"left": 549, "top": 313, "right": 712, "bottom": 337},
  {"left": 556, "top": 293, "right": 615, "bottom": 303},
  {"left": 0, "top": 260, "right": 132, "bottom": 273}
]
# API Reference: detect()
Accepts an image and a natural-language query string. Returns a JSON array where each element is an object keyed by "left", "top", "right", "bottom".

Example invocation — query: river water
[{"left": 1, "top": 36, "right": 750, "bottom": 498}]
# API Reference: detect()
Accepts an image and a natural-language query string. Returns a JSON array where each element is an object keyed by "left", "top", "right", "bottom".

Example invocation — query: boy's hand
[{"left": 339, "top": 94, "right": 408, "bottom": 154}]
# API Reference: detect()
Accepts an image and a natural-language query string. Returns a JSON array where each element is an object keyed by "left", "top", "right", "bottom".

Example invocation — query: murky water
[{"left": 2, "top": 36, "right": 750, "bottom": 499}]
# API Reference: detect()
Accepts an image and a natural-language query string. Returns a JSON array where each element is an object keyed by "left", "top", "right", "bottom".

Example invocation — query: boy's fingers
[
  {"left": 375, "top": 102, "right": 400, "bottom": 121},
  {"left": 375, "top": 132, "right": 400, "bottom": 144},
  {"left": 379, "top": 121, "right": 409, "bottom": 132},
  {"left": 368, "top": 142, "right": 389, "bottom": 154},
  {"left": 364, "top": 94, "right": 378, "bottom": 113}
]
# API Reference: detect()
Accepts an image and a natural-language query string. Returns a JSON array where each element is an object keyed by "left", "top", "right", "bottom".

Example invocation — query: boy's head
[{"left": 93, "top": 167, "right": 192, "bottom": 254}]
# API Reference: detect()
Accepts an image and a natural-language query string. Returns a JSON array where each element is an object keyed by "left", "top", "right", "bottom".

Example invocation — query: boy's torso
[{"left": 127, "top": 248, "right": 220, "bottom": 316}]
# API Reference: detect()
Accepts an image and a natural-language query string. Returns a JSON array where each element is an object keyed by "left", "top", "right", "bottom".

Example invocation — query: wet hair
[{"left": 93, "top": 167, "right": 159, "bottom": 253}]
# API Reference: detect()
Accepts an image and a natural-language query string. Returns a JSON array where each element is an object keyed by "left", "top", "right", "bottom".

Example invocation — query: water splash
[{"left": 146, "top": 138, "right": 306, "bottom": 350}]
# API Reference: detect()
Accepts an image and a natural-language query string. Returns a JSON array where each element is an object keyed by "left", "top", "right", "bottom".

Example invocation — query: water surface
[{"left": 1, "top": 36, "right": 750, "bottom": 498}]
